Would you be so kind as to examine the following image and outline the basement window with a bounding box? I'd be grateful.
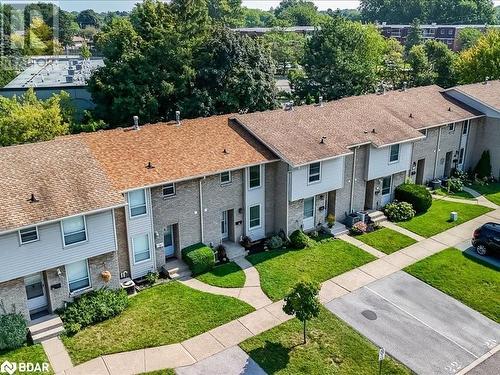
[19,226,39,244]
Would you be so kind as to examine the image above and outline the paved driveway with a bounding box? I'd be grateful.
[326,272,500,375]
[455,240,500,270]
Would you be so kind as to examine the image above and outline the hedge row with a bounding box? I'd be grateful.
[394,183,432,213]
[181,243,215,275]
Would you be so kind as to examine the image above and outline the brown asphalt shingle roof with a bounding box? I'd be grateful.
[0,137,125,233]
[450,80,500,110]
[236,85,481,166]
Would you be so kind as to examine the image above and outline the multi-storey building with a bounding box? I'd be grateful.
[0,81,498,322]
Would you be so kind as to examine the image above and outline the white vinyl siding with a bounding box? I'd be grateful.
[62,216,87,246]
[249,205,261,229]
[308,162,321,183]
[129,189,147,217]
[19,227,39,244]
[389,144,400,163]
[132,234,151,263]
[66,259,90,293]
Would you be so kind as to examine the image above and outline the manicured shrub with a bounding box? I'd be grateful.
[384,201,416,222]
[474,150,491,179]
[395,183,432,213]
[57,288,129,335]
[0,313,27,350]
[181,243,215,275]
[145,271,159,286]
[349,221,367,235]
[266,235,284,250]
[447,177,464,193]
[289,230,310,249]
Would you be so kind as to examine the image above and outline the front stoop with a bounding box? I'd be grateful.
[29,315,64,344]
[327,223,349,237]
[368,210,388,224]
[165,259,191,280]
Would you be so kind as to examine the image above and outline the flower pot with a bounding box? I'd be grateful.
[101,270,111,283]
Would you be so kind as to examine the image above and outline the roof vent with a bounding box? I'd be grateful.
[320,136,326,144]
[372,128,377,133]
[448,107,452,111]
[133,116,139,130]
[284,101,294,111]
[28,193,39,203]
[409,113,413,118]
[175,111,181,125]
[223,148,229,154]
[318,96,324,107]
[146,161,155,169]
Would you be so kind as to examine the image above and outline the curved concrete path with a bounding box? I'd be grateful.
[432,189,498,209]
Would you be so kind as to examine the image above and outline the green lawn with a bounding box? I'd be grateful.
[240,307,410,375]
[0,345,53,375]
[196,261,245,288]
[405,248,500,323]
[433,188,475,200]
[355,227,417,254]
[63,281,254,364]
[397,200,492,238]
[469,182,500,205]
[138,370,175,375]
[246,238,375,301]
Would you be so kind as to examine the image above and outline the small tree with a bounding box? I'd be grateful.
[474,150,492,179]
[283,280,321,344]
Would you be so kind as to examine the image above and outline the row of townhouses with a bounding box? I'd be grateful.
[0,81,498,322]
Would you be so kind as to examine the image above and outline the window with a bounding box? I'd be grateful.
[249,165,261,189]
[462,122,468,135]
[19,226,38,244]
[220,171,231,184]
[308,162,321,183]
[62,216,86,246]
[448,123,455,131]
[389,144,400,163]
[420,129,427,137]
[129,189,147,216]
[459,148,465,164]
[132,234,151,263]
[303,197,314,219]
[162,183,176,197]
[440,29,445,35]
[382,176,392,195]
[66,260,90,293]
[249,205,261,229]
[448,29,453,35]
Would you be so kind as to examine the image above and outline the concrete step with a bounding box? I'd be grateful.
[164,259,190,279]
[32,325,64,344]
[29,315,63,337]
[169,270,192,280]
[368,210,388,224]
[327,223,349,237]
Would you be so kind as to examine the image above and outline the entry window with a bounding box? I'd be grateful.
[132,234,151,263]
[62,216,87,246]
[459,148,465,164]
[462,122,468,135]
[162,183,176,197]
[129,189,147,216]
[66,260,90,293]
[249,166,261,189]
[308,162,321,183]
[389,144,400,163]
[220,171,231,184]
[19,226,39,244]
[382,176,392,195]
[249,205,261,229]
[303,197,314,218]
[448,123,455,131]
[25,274,44,300]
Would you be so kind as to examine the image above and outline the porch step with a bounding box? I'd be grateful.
[29,315,64,343]
[164,259,191,280]
[368,210,388,224]
[327,223,349,237]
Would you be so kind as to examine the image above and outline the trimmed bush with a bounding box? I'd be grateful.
[145,271,159,286]
[474,150,491,179]
[349,221,367,235]
[395,183,432,213]
[289,230,310,249]
[182,243,215,275]
[447,177,464,193]
[266,235,284,250]
[57,288,129,335]
[0,313,27,350]
[384,201,416,222]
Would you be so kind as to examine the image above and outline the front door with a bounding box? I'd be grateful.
[416,158,425,185]
[381,176,392,207]
[444,151,453,178]
[24,273,48,312]
[303,197,315,231]
[164,225,175,258]
[221,210,229,240]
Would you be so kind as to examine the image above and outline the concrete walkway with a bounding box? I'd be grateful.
[53,207,500,375]
[337,234,386,258]
[42,338,73,374]
[432,191,498,209]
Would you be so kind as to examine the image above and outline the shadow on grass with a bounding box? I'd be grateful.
[246,340,294,374]
[462,248,500,271]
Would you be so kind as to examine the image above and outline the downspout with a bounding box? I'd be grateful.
[462,119,471,170]
[199,177,205,243]
[349,147,358,213]
[148,188,157,271]
[286,169,291,236]
[433,126,442,179]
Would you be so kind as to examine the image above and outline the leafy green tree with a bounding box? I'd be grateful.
[424,40,456,88]
[474,150,492,179]
[360,0,427,23]
[80,43,92,59]
[455,29,500,84]
[406,18,423,52]
[0,57,17,87]
[77,9,102,29]
[23,3,76,46]
[242,7,276,27]
[457,28,484,51]
[408,44,436,87]
[283,280,321,344]
[274,0,322,26]
[0,89,70,146]
[427,0,495,24]
[381,38,407,88]
[293,16,388,100]
[262,30,305,75]
[208,0,243,27]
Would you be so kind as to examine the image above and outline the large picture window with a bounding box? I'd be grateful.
[133,234,151,263]
[62,216,87,246]
[129,189,147,217]
[66,260,90,293]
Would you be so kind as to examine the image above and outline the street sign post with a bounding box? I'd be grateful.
[378,347,385,375]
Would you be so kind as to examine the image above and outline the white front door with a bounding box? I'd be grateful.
[164,225,175,258]
[381,176,392,207]
[24,273,48,312]
[303,197,315,231]
[221,211,229,240]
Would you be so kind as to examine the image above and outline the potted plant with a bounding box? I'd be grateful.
[101,270,111,283]
[326,213,335,228]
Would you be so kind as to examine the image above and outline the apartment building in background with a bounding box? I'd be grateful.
[0,81,498,322]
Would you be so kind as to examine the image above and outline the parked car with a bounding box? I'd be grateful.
[471,223,500,256]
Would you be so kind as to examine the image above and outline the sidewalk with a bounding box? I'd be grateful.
[55,207,499,375]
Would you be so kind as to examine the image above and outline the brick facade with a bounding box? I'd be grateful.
[114,208,130,278]
[0,278,29,320]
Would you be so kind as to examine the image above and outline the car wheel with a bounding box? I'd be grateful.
[476,244,488,256]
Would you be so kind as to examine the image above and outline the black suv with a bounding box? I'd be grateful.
[471,222,500,256]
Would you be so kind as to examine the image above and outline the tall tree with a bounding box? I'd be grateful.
[408,44,436,87]
[274,0,323,26]
[359,0,427,23]
[76,9,102,29]
[455,29,500,84]
[23,3,76,46]
[262,30,305,75]
[381,38,407,89]
[406,18,423,52]
[427,0,495,24]
[208,0,243,27]
[457,28,484,51]
[241,7,276,27]
[424,39,456,88]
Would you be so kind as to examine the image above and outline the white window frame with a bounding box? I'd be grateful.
[132,233,151,264]
[389,144,400,164]
[382,176,392,196]
[248,165,261,190]
[162,183,176,198]
[220,171,232,185]
[303,197,315,219]
[129,189,147,217]
[248,204,261,230]
[66,259,91,294]
[19,226,39,244]
[448,123,455,131]
[308,162,321,184]
[61,216,87,247]
[462,122,468,135]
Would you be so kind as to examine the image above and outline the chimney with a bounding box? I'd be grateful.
[318,96,323,107]
[133,116,139,130]
[175,111,181,125]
